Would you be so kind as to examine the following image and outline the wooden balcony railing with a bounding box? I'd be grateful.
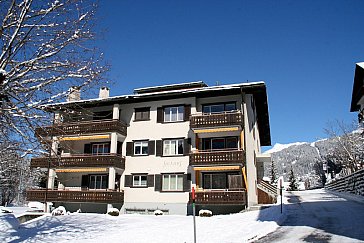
[26,189,124,204]
[190,111,243,129]
[30,154,125,169]
[190,149,245,166]
[189,190,247,205]
[35,119,127,137]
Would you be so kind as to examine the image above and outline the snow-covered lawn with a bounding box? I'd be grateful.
[0,201,285,243]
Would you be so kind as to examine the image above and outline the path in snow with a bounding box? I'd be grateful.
[255,189,364,243]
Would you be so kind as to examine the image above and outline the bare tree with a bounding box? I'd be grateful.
[0,0,107,149]
[324,120,364,175]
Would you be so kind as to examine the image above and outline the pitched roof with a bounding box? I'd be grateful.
[350,62,364,112]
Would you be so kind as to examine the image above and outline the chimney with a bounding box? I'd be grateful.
[67,86,81,102]
[99,87,110,99]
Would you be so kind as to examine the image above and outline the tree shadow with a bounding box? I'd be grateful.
[256,192,364,241]
[6,215,86,243]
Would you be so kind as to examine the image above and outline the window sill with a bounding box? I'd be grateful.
[162,120,186,124]
[162,154,185,157]
[133,119,151,122]
[131,186,148,188]
[160,190,185,193]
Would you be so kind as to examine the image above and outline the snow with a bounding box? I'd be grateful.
[43,81,266,107]
[264,142,307,154]
[357,62,364,69]
[0,68,6,75]
[0,200,285,243]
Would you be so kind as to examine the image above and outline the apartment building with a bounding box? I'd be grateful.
[351,62,364,123]
[27,81,272,215]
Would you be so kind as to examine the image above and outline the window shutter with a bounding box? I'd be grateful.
[184,104,191,121]
[124,175,133,187]
[148,140,155,155]
[184,139,190,156]
[126,142,133,156]
[183,174,190,192]
[147,175,155,187]
[117,142,122,155]
[156,140,163,156]
[157,107,164,123]
[84,144,91,154]
[81,175,89,188]
[187,173,191,181]
[154,174,162,191]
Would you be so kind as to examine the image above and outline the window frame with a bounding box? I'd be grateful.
[164,105,184,122]
[91,143,110,155]
[202,102,237,114]
[134,107,150,121]
[134,141,149,156]
[88,174,108,190]
[163,138,184,156]
[132,174,148,187]
[162,174,184,192]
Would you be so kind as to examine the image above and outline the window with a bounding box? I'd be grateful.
[163,139,184,156]
[164,106,184,122]
[202,137,238,150]
[162,174,183,191]
[92,143,110,155]
[134,141,149,155]
[202,102,236,114]
[134,107,150,121]
[89,175,108,189]
[133,175,147,187]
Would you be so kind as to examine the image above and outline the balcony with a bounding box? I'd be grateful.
[27,189,124,204]
[190,111,243,129]
[35,119,127,137]
[190,190,247,205]
[190,149,245,166]
[30,154,125,169]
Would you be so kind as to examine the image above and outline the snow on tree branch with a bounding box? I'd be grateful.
[0,0,108,150]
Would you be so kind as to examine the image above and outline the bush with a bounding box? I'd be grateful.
[107,208,120,216]
[154,210,163,216]
[199,209,212,217]
[51,206,67,216]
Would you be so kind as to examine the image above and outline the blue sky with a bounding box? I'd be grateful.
[96,0,364,147]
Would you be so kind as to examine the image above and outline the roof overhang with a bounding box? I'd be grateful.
[350,62,364,112]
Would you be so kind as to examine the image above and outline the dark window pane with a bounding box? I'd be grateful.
[202,138,211,150]
[210,104,224,113]
[203,174,212,189]
[202,106,210,114]
[142,146,148,155]
[212,174,226,189]
[211,138,225,150]
[226,137,238,148]
[225,103,236,111]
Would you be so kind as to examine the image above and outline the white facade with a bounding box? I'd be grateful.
[33,81,271,214]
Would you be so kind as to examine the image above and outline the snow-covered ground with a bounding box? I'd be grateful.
[0,199,286,243]
[256,189,364,243]
[3,189,362,243]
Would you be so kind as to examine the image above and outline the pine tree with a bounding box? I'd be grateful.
[270,160,278,185]
[288,167,299,191]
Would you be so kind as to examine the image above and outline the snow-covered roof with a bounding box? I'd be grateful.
[351,62,364,112]
[356,62,364,69]
[134,81,207,94]
[47,81,267,107]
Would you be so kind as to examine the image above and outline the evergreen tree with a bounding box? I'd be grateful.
[270,160,278,185]
[288,167,299,191]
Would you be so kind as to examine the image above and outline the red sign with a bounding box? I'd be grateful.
[192,186,195,200]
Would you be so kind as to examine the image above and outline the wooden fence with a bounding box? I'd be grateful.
[325,168,364,196]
